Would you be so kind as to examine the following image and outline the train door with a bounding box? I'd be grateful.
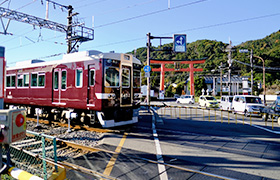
[87,64,95,105]
[52,68,67,105]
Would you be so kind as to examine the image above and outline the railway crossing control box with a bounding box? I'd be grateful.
[0,109,26,144]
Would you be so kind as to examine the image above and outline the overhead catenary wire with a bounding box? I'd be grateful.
[94,0,208,28]
[89,12,280,50]
[2,0,280,65]
[76,0,159,17]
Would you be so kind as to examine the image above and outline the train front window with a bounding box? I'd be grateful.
[105,67,119,87]
[122,68,130,87]
[133,70,140,88]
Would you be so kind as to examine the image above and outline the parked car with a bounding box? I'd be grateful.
[176,95,194,104]
[262,96,280,124]
[174,94,180,100]
[231,95,264,116]
[198,95,219,108]
[220,96,233,111]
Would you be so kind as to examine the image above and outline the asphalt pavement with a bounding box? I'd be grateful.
[66,104,280,179]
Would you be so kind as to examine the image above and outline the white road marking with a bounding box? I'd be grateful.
[152,111,168,180]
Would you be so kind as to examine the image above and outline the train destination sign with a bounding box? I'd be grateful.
[173,34,186,52]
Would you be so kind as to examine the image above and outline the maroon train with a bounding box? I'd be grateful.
[4,50,142,127]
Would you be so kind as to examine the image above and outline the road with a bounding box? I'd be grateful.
[66,103,280,179]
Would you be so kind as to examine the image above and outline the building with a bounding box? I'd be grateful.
[203,75,249,96]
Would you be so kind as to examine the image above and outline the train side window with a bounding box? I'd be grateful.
[6,76,10,87]
[31,73,38,87]
[11,76,15,87]
[38,72,45,87]
[122,68,130,87]
[89,69,95,86]
[24,74,29,87]
[6,75,16,88]
[61,70,67,89]
[54,71,59,90]
[76,68,83,88]
[17,74,29,88]
[17,74,23,87]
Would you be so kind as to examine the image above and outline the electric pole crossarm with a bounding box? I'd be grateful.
[0,7,66,33]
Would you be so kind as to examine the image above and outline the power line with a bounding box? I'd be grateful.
[90,12,280,48]
[75,0,109,9]
[95,0,208,28]
[79,0,158,17]
[173,12,280,34]
[0,0,8,6]
[233,59,280,71]
[4,1,280,64]
[14,0,38,11]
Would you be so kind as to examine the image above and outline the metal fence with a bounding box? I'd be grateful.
[152,105,280,131]
[2,130,58,180]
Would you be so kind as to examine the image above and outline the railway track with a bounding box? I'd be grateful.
[26,117,122,134]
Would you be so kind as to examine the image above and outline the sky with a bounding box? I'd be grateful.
[0,0,280,66]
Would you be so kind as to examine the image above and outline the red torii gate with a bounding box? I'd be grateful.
[150,59,206,96]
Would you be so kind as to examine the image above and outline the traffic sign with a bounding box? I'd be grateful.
[145,72,150,77]
[173,34,186,52]
[143,65,151,72]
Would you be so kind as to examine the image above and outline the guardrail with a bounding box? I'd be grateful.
[144,104,280,131]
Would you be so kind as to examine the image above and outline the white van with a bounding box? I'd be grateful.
[220,96,233,111]
[176,95,194,104]
[231,95,264,116]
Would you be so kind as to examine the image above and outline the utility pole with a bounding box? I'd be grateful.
[250,49,253,95]
[225,40,234,96]
[146,33,151,108]
[220,62,223,97]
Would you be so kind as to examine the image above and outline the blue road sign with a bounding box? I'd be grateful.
[143,65,151,72]
[174,34,186,52]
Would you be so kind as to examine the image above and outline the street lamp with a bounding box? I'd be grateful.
[254,55,266,104]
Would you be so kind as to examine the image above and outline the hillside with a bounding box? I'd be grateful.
[130,30,280,94]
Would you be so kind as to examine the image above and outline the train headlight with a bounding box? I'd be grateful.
[108,94,116,99]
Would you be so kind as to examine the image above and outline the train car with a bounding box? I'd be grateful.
[4,50,142,128]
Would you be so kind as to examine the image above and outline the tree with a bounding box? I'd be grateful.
[175,82,185,95]
[193,77,207,97]
[165,84,173,97]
